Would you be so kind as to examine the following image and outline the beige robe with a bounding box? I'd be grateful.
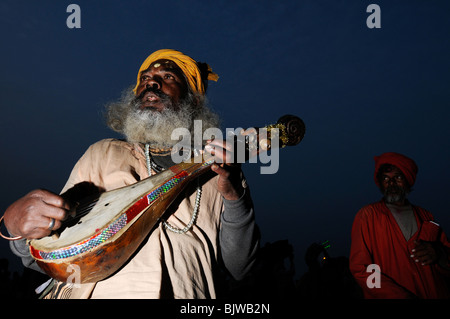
[56,138,224,298]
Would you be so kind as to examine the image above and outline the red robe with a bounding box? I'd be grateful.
[350,201,450,299]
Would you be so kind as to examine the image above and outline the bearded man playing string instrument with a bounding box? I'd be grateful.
[1,49,260,299]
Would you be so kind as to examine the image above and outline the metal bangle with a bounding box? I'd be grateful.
[0,215,23,241]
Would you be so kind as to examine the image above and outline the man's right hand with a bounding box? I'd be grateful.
[3,189,71,239]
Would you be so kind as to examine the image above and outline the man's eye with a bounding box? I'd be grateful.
[141,75,149,81]
[164,74,174,79]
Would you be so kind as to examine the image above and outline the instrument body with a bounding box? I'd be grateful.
[30,161,212,283]
[29,115,305,283]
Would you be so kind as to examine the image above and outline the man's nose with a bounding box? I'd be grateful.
[146,77,161,90]
[387,178,396,185]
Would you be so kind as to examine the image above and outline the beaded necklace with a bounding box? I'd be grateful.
[144,144,201,234]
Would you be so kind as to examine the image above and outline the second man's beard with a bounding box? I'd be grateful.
[383,184,409,204]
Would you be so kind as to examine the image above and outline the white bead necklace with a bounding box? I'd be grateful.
[145,144,201,234]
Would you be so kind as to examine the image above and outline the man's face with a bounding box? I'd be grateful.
[379,166,410,204]
[135,59,188,112]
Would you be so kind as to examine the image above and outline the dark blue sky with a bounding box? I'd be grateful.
[1,1,449,279]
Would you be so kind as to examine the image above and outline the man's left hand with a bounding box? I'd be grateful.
[204,139,244,201]
[411,240,438,266]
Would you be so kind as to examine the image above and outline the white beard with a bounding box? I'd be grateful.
[106,88,220,148]
[123,107,196,147]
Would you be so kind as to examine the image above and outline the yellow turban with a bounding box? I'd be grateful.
[132,49,219,95]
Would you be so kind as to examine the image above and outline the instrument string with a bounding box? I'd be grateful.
[75,200,99,217]
[61,198,99,227]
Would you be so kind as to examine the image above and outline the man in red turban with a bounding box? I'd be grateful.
[350,152,450,298]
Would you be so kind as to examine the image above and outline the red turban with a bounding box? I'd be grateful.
[374,152,418,187]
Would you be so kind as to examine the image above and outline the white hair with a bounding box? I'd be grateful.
[105,87,220,148]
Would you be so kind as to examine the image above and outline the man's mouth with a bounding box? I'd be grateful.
[384,185,407,199]
[137,90,164,110]
[137,88,169,108]
[143,91,159,103]
[135,88,173,111]
[386,185,401,193]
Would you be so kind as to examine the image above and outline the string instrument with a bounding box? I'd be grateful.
[29,115,305,283]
